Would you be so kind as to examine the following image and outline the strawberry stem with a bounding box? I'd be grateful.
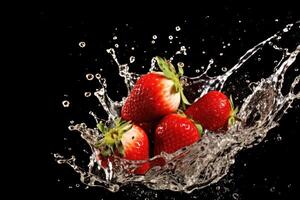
[156,56,190,108]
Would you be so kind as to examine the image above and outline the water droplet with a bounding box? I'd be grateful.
[57,179,61,182]
[287,184,292,188]
[276,135,282,141]
[219,52,224,56]
[68,125,75,131]
[175,26,181,31]
[68,186,73,189]
[131,47,135,50]
[221,67,227,72]
[113,36,117,40]
[62,100,70,107]
[270,186,275,192]
[95,73,101,79]
[257,57,261,61]
[84,92,91,97]
[232,193,239,199]
[264,177,268,182]
[283,28,288,32]
[238,20,242,23]
[152,35,157,39]
[76,184,80,187]
[86,73,94,81]
[202,51,206,54]
[115,44,119,48]
[68,147,72,151]
[223,45,227,49]
[79,41,86,48]
[151,40,155,44]
[275,19,279,22]
[177,62,184,68]
[295,68,299,72]
[168,35,173,40]
[195,69,200,73]
[216,186,221,190]
[70,120,74,124]
[227,43,231,46]
[99,88,105,95]
[129,56,135,63]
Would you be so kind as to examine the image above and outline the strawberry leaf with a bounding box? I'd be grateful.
[100,145,113,157]
[228,116,236,126]
[228,95,239,127]
[195,123,203,136]
[116,141,125,157]
[97,121,105,133]
[156,56,177,80]
[180,88,191,106]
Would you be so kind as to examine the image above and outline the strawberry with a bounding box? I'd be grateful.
[185,90,238,132]
[95,119,150,175]
[121,56,190,123]
[154,113,202,157]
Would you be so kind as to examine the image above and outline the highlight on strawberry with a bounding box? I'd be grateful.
[185,90,238,132]
[95,118,150,175]
[121,56,190,123]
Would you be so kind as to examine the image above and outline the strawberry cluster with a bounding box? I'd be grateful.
[95,57,238,175]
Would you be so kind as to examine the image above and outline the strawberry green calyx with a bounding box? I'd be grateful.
[156,56,190,107]
[96,118,132,157]
[195,123,204,136]
[228,95,239,127]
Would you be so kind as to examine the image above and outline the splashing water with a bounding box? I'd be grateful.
[55,23,300,193]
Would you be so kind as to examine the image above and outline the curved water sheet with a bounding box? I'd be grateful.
[54,23,300,193]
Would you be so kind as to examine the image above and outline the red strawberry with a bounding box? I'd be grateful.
[95,119,150,175]
[154,113,202,157]
[185,90,238,132]
[121,56,190,123]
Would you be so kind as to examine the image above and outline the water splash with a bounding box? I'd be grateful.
[55,23,300,193]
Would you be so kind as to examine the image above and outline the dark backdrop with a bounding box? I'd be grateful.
[37,4,299,200]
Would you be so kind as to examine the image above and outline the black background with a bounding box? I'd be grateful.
[37,4,299,200]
